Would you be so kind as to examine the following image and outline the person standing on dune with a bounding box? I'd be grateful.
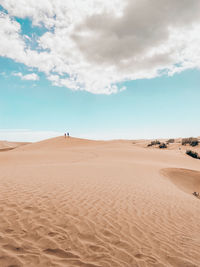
[64,133,66,138]
[67,132,70,137]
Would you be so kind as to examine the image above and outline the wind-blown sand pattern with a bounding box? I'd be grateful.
[0,137,200,267]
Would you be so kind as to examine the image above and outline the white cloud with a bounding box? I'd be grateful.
[0,12,25,59]
[13,72,39,81]
[0,0,200,94]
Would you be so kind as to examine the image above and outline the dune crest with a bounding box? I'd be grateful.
[16,136,105,151]
[161,168,200,195]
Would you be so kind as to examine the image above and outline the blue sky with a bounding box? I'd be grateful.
[0,58,199,141]
[0,1,200,141]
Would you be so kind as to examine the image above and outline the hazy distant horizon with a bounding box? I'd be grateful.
[0,128,199,143]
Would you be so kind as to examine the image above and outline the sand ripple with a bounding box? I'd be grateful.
[0,137,200,266]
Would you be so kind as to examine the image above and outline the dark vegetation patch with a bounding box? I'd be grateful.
[159,143,167,149]
[182,137,199,147]
[186,150,200,159]
[147,140,161,147]
[147,140,168,148]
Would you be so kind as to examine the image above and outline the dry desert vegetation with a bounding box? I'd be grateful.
[0,136,200,267]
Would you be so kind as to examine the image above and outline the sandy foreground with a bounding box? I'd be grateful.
[0,137,200,267]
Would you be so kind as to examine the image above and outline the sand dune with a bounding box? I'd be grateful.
[0,141,29,152]
[135,138,200,160]
[161,168,200,195]
[16,136,104,151]
[0,136,200,266]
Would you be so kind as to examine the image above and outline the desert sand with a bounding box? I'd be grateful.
[0,136,200,266]
[0,141,29,152]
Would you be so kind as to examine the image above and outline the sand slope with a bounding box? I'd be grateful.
[162,168,200,194]
[0,137,200,266]
[0,141,29,152]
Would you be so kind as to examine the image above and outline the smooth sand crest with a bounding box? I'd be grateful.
[161,168,200,195]
[0,136,200,266]
[0,141,29,152]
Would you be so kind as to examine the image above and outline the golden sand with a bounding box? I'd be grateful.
[0,137,199,266]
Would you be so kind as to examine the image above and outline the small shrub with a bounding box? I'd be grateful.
[186,150,200,159]
[182,137,199,146]
[191,140,199,147]
[159,143,167,149]
[151,140,161,145]
[167,138,175,144]
[147,140,161,147]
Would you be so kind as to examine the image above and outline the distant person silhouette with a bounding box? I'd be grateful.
[64,133,66,138]
[67,132,70,138]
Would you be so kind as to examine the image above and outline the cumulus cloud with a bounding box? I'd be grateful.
[0,0,200,94]
[0,12,26,60]
[13,72,39,81]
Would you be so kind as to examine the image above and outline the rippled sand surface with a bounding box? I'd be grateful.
[0,137,200,267]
